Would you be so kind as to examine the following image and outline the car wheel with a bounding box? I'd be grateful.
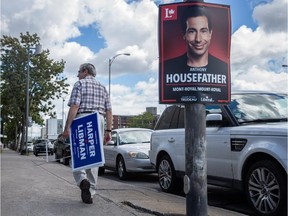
[63,156,69,165]
[158,154,182,194]
[98,167,105,176]
[55,153,61,163]
[62,150,70,166]
[116,156,128,180]
[245,160,287,216]
[68,158,72,168]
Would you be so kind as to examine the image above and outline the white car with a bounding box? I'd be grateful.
[26,141,33,152]
[99,128,155,179]
[149,91,287,216]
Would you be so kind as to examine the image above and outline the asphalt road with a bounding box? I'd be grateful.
[96,170,256,216]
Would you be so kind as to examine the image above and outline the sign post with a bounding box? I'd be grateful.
[184,103,207,215]
[158,1,231,215]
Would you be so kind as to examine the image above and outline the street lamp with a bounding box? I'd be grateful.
[24,44,42,155]
[62,96,66,132]
[108,53,130,97]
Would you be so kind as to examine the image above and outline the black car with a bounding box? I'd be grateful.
[33,139,54,156]
[54,136,71,165]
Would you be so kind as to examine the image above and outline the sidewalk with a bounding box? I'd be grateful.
[0,149,247,216]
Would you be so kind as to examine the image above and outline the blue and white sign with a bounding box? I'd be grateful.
[70,112,104,171]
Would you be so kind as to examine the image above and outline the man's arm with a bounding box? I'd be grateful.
[104,110,113,143]
[62,104,79,138]
[105,110,112,130]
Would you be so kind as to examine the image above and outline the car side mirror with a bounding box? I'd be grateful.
[206,113,222,121]
[206,114,227,127]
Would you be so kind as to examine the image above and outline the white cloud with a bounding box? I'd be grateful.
[84,0,159,76]
[231,26,287,69]
[252,0,288,33]
[231,65,288,92]
[110,78,164,115]
[231,0,288,93]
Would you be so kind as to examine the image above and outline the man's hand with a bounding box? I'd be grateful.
[62,104,79,139]
[62,129,70,139]
[104,132,111,144]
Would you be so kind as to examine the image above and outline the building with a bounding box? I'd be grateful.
[44,118,63,140]
[42,107,159,136]
[112,107,158,129]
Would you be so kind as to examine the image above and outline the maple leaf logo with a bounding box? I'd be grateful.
[168,9,175,16]
[163,6,177,20]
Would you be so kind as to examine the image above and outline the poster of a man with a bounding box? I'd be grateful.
[159,2,231,104]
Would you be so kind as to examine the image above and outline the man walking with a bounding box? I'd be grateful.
[62,63,112,204]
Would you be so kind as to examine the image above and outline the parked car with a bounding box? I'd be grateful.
[149,91,287,216]
[33,139,54,156]
[54,135,71,166]
[26,141,33,152]
[19,141,33,154]
[99,128,155,179]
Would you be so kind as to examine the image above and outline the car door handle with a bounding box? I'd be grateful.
[168,137,175,142]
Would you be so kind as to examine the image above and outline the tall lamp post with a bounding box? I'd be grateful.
[108,53,130,97]
[62,96,66,132]
[24,44,42,155]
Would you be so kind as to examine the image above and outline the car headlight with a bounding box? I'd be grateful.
[128,152,149,159]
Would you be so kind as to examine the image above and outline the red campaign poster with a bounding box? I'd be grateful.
[159,2,231,104]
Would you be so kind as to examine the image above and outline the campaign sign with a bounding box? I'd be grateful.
[70,112,104,171]
[159,2,231,104]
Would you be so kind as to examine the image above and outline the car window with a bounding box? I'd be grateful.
[178,107,185,128]
[229,93,288,123]
[155,106,185,129]
[155,106,177,130]
[118,130,152,145]
[170,106,181,129]
[156,105,225,129]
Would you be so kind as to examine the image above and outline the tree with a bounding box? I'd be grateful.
[127,112,155,129]
[0,32,69,151]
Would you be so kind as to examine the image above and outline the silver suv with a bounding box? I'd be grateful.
[149,91,287,216]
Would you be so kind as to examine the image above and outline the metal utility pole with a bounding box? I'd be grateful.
[184,104,207,216]
[62,97,66,131]
[24,44,42,155]
[183,0,207,216]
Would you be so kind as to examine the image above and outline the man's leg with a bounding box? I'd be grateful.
[74,170,92,204]
[86,167,99,198]
[73,112,104,204]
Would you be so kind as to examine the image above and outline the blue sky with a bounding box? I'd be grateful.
[1,0,287,137]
